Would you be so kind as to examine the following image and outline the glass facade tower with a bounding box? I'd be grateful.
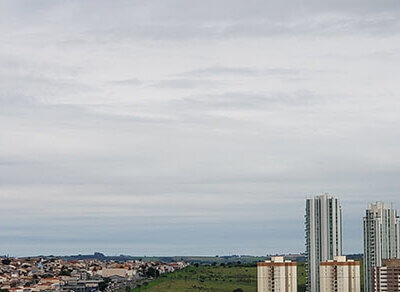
[305,194,342,292]
[363,202,400,292]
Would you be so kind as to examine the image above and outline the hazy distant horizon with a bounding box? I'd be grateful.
[4,250,363,259]
[2,0,400,256]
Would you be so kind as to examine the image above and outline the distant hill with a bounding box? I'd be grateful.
[45,252,362,264]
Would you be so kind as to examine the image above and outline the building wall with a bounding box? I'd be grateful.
[364,202,400,292]
[257,257,297,292]
[372,259,400,291]
[320,257,360,292]
[98,268,128,278]
[305,194,342,292]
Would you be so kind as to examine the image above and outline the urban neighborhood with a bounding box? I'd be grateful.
[0,255,188,292]
[2,194,399,291]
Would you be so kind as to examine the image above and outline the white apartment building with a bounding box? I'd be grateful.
[364,202,400,292]
[257,256,297,292]
[320,256,360,292]
[305,194,342,292]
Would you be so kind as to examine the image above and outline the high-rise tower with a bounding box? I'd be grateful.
[363,202,400,292]
[305,194,342,292]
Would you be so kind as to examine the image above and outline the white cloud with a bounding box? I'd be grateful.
[1,0,400,256]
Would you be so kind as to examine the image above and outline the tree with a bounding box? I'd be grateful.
[1,259,11,265]
[145,267,159,278]
[59,269,71,276]
[98,278,111,291]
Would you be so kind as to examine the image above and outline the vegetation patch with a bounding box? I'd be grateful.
[133,262,307,292]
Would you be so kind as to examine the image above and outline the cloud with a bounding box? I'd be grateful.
[108,78,143,86]
[177,66,300,78]
[149,78,223,89]
[1,0,400,256]
[171,91,318,111]
[2,0,400,42]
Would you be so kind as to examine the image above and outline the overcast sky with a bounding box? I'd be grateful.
[1,0,400,257]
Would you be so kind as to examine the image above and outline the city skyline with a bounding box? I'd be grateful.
[2,0,400,256]
[1,197,397,257]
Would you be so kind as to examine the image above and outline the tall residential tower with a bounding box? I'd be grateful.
[305,194,342,292]
[363,202,400,292]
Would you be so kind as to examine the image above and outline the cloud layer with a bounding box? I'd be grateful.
[1,0,400,256]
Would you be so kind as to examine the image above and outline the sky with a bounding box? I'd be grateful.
[1,0,400,257]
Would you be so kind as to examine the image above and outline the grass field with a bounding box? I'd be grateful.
[133,263,307,292]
